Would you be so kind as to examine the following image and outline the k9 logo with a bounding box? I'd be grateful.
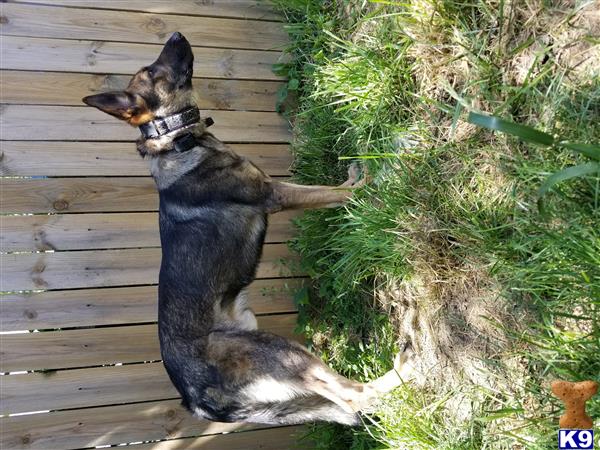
[558,430,595,449]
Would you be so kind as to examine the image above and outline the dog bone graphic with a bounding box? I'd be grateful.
[551,380,598,429]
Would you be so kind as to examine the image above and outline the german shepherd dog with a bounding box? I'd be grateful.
[83,32,413,426]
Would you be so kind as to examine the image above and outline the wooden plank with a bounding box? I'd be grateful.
[0,36,285,80]
[0,175,297,214]
[1,3,287,50]
[9,0,282,21]
[0,105,290,142]
[0,399,263,450]
[0,244,301,291]
[131,426,307,450]
[1,210,299,252]
[0,70,282,111]
[1,177,158,214]
[1,314,300,372]
[0,141,291,176]
[1,279,303,331]
[1,362,182,414]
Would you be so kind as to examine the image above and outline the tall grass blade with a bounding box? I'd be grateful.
[468,112,555,146]
[561,143,600,161]
[537,161,600,201]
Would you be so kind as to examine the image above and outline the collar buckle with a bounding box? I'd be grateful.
[173,133,197,153]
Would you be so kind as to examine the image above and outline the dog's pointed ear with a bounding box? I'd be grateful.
[82,92,151,124]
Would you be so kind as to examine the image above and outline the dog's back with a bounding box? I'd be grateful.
[153,132,265,409]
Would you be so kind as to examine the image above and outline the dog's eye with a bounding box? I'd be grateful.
[147,68,155,78]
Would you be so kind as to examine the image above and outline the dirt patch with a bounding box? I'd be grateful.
[506,0,600,85]
[376,262,530,421]
[377,264,519,385]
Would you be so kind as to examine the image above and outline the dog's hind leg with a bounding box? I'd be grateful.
[266,163,369,212]
[305,346,415,414]
[204,330,415,425]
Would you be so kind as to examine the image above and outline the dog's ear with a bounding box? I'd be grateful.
[82,92,152,125]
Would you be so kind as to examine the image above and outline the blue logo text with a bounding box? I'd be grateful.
[558,430,594,450]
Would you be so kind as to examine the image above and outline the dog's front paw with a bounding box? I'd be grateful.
[344,162,370,188]
[393,342,418,382]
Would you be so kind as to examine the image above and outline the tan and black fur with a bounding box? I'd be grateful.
[83,32,414,426]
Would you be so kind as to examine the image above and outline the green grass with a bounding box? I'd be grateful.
[272,1,599,448]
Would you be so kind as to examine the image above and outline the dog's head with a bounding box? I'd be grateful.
[83,32,194,126]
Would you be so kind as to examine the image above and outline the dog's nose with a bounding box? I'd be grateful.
[169,32,183,42]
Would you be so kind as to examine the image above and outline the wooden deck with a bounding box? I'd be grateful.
[0,1,307,448]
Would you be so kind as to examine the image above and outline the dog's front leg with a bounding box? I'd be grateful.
[266,164,368,213]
